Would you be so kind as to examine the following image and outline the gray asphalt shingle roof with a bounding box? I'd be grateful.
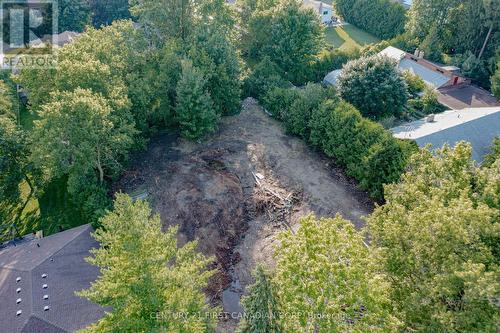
[0,224,104,333]
[391,107,500,162]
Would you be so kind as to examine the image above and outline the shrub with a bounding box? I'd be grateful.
[338,55,409,119]
[310,99,413,199]
[421,88,445,114]
[360,134,409,198]
[243,56,289,99]
[321,100,363,165]
[283,83,334,140]
[402,70,426,97]
[262,87,301,120]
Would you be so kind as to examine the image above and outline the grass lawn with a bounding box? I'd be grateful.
[325,24,380,51]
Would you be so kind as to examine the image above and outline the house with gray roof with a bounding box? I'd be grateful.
[0,224,104,333]
[391,107,500,162]
[303,0,334,24]
[324,46,500,109]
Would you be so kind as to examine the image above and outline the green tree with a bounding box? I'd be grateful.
[274,215,401,332]
[0,118,40,236]
[188,14,242,116]
[483,136,500,167]
[402,70,426,96]
[491,58,500,99]
[89,0,130,27]
[239,0,277,59]
[78,194,216,332]
[243,56,290,99]
[267,0,323,84]
[0,79,16,120]
[31,89,136,190]
[130,0,194,43]
[175,60,218,140]
[238,266,281,333]
[368,142,500,332]
[421,88,444,114]
[58,0,91,32]
[338,55,409,119]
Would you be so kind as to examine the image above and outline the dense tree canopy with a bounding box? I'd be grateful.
[89,0,131,27]
[241,0,324,85]
[78,194,216,332]
[31,89,137,191]
[238,266,281,333]
[273,215,401,332]
[58,0,91,32]
[0,117,40,235]
[337,55,409,119]
[368,142,500,331]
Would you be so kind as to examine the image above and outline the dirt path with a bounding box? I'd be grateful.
[114,98,373,332]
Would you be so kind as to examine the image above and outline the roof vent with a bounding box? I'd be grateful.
[16,288,21,293]
[41,273,47,278]
[16,277,21,283]
[43,295,49,300]
[16,298,21,304]
[16,310,22,316]
[43,306,50,311]
[42,284,48,289]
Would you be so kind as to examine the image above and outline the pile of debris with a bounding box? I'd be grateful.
[252,172,301,230]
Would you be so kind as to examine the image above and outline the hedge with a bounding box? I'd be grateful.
[262,85,416,199]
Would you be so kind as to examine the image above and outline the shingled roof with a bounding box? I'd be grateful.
[0,224,104,333]
[391,107,500,162]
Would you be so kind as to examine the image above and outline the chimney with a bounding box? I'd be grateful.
[414,48,420,57]
[419,50,425,59]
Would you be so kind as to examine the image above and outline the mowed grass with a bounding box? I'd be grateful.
[325,24,380,51]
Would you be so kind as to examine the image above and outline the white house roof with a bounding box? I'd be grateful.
[398,58,450,88]
[323,69,342,86]
[391,107,500,162]
[379,46,406,61]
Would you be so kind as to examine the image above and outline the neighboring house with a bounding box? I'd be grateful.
[324,46,500,109]
[0,224,104,333]
[303,0,333,24]
[396,0,412,9]
[43,31,80,48]
[379,46,467,89]
[391,107,500,162]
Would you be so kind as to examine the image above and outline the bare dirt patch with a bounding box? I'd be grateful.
[114,98,373,332]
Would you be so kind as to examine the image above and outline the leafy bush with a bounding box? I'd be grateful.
[402,70,426,97]
[243,56,290,99]
[338,55,409,119]
[421,88,445,114]
[262,87,300,120]
[271,91,414,199]
[282,84,334,140]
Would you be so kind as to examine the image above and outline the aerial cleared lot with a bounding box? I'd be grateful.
[115,98,372,332]
[325,24,380,50]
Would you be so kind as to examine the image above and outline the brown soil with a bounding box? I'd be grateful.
[114,98,373,332]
